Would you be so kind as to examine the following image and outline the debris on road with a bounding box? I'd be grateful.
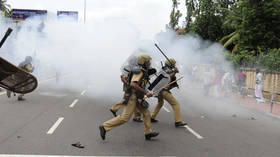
[249,117,256,120]
[71,142,85,148]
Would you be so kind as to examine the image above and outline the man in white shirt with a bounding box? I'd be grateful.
[203,68,213,96]
[255,69,265,102]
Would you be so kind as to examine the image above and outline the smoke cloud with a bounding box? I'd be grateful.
[0,2,235,107]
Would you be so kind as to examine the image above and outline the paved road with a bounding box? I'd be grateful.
[0,76,280,157]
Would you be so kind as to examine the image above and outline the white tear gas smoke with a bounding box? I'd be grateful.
[140,30,237,115]
[0,16,141,99]
[0,14,235,106]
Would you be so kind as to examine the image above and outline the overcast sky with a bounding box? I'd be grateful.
[7,0,186,39]
[8,0,186,23]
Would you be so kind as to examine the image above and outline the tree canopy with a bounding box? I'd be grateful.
[0,0,11,17]
[177,0,280,71]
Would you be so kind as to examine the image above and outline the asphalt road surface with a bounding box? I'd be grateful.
[0,76,280,157]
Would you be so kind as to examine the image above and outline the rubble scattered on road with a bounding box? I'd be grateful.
[249,117,256,120]
[71,142,85,148]
[16,136,21,138]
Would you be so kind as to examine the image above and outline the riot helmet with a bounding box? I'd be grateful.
[165,58,176,67]
[137,53,151,69]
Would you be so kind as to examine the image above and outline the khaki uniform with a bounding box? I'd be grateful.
[111,99,141,119]
[151,90,182,122]
[110,100,124,112]
[151,65,182,123]
[103,71,153,134]
[110,73,142,119]
[18,63,33,99]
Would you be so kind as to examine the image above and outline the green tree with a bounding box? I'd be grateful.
[238,0,280,54]
[185,0,239,41]
[225,0,280,70]
[220,1,241,53]
[169,0,182,30]
[181,0,280,70]
[216,0,239,17]
[185,0,197,31]
[0,0,11,17]
[189,0,224,41]
[258,49,280,72]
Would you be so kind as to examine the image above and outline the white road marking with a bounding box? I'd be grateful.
[163,106,171,112]
[47,117,64,134]
[184,125,204,139]
[69,99,79,108]
[81,90,86,95]
[39,92,67,98]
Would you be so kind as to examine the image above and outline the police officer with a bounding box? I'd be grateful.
[110,102,142,122]
[110,56,143,122]
[17,56,34,101]
[110,73,143,122]
[99,53,159,140]
[150,58,187,127]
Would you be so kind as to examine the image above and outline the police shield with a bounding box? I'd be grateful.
[0,57,38,94]
[147,69,170,94]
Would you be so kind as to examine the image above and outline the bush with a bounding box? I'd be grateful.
[258,48,280,72]
[227,48,280,72]
[226,50,257,68]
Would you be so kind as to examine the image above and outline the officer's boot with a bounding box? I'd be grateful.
[151,118,158,123]
[6,90,11,98]
[133,118,143,122]
[18,95,25,101]
[99,125,106,140]
[175,121,187,127]
[145,132,159,140]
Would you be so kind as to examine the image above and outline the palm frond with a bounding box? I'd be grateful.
[220,31,237,44]
[223,32,240,48]
[232,44,239,53]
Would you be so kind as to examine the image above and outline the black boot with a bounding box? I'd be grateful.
[6,90,11,98]
[151,118,158,123]
[133,118,143,122]
[145,132,159,140]
[18,97,25,101]
[175,121,187,128]
[110,109,117,117]
[99,125,106,140]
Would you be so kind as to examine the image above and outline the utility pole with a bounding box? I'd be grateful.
[84,0,86,23]
[0,0,2,12]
